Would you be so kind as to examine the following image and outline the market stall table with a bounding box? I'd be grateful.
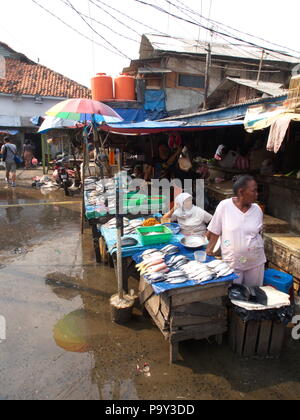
[139,273,236,363]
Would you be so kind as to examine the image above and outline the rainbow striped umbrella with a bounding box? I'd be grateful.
[46,98,123,124]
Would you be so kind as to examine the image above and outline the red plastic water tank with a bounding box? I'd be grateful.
[91,73,113,101]
[114,73,136,101]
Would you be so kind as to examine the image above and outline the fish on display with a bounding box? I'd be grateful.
[207,260,225,269]
[145,272,166,284]
[173,259,190,270]
[166,271,186,279]
[167,255,190,268]
[194,275,214,283]
[189,270,214,280]
[213,263,230,274]
[161,245,180,256]
[166,277,189,284]
[142,249,159,258]
[143,251,165,261]
[217,268,234,278]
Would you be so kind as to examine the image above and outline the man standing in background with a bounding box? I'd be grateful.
[1,137,17,187]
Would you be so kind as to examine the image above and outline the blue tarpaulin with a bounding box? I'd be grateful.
[101,119,244,135]
[144,90,166,112]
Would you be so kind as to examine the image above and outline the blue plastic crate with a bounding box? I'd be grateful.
[264,269,293,295]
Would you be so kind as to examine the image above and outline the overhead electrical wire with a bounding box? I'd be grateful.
[174,0,300,56]
[61,0,132,60]
[133,0,299,59]
[61,0,141,44]
[31,0,126,58]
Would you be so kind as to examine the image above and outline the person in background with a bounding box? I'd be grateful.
[206,175,266,287]
[144,143,183,181]
[163,192,213,236]
[23,140,35,170]
[1,136,17,187]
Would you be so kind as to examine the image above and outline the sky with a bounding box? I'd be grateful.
[0,0,299,88]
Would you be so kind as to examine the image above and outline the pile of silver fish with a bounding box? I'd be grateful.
[138,248,234,285]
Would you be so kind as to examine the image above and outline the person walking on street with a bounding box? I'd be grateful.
[23,140,35,170]
[1,136,17,187]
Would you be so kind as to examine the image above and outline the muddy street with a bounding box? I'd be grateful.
[0,186,300,401]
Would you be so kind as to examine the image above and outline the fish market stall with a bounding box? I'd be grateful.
[134,246,238,363]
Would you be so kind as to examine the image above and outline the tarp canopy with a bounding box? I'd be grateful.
[101,119,244,136]
[245,104,300,132]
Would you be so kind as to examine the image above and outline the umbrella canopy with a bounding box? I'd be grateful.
[46,98,123,123]
[38,116,83,134]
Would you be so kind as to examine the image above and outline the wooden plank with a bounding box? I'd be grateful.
[171,312,227,328]
[147,295,161,317]
[160,294,171,321]
[269,322,286,358]
[144,302,170,337]
[243,321,260,357]
[229,310,237,353]
[166,281,229,298]
[257,320,273,357]
[171,284,230,307]
[170,321,227,344]
[235,315,247,357]
[139,284,155,306]
[174,299,226,318]
[170,342,180,364]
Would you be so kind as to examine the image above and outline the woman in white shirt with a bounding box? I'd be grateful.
[164,193,213,236]
[207,175,266,287]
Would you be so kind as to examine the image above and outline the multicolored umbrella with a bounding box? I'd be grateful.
[46,98,123,124]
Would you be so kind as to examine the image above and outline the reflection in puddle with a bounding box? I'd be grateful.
[53,309,96,354]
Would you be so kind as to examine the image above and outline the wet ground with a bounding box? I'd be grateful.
[0,184,300,400]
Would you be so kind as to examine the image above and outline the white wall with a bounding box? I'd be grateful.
[165,88,204,113]
[0,95,65,124]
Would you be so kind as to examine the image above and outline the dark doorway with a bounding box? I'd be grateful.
[24,133,42,162]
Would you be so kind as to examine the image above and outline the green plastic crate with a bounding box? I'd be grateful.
[136,225,173,246]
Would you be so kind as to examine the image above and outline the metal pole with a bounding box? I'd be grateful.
[116,149,124,300]
[203,43,211,111]
[257,50,265,85]
[41,135,46,175]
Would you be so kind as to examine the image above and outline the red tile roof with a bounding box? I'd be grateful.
[0,57,91,98]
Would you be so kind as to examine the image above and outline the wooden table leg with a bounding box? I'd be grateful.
[92,224,101,264]
[170,342,179,364]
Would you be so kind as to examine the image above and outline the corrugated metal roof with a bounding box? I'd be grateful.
[227,77,287,96]
[161,95,288,123]
[138,67,172,74]
[144,34,300,64]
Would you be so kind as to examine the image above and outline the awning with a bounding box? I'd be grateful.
[101,119,244,136]
[245,105,300,132]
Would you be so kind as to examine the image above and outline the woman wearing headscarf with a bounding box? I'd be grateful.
[163,192,213,236]
[206,175,266,287]
[22,140,35,170]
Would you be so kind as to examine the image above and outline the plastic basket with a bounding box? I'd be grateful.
[136,225,173,246]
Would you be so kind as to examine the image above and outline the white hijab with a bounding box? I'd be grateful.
[173,193,196,219]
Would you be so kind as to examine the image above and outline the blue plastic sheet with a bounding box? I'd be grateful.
[151,274,238,296]
[144,90,166,112]
[100,226,185,257]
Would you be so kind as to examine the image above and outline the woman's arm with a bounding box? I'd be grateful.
[206,232,220,256]
[161,206,176,223]
[167,146,183,167]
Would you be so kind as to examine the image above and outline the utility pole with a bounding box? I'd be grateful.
[203,43,211,111]
[257,49,265,85]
